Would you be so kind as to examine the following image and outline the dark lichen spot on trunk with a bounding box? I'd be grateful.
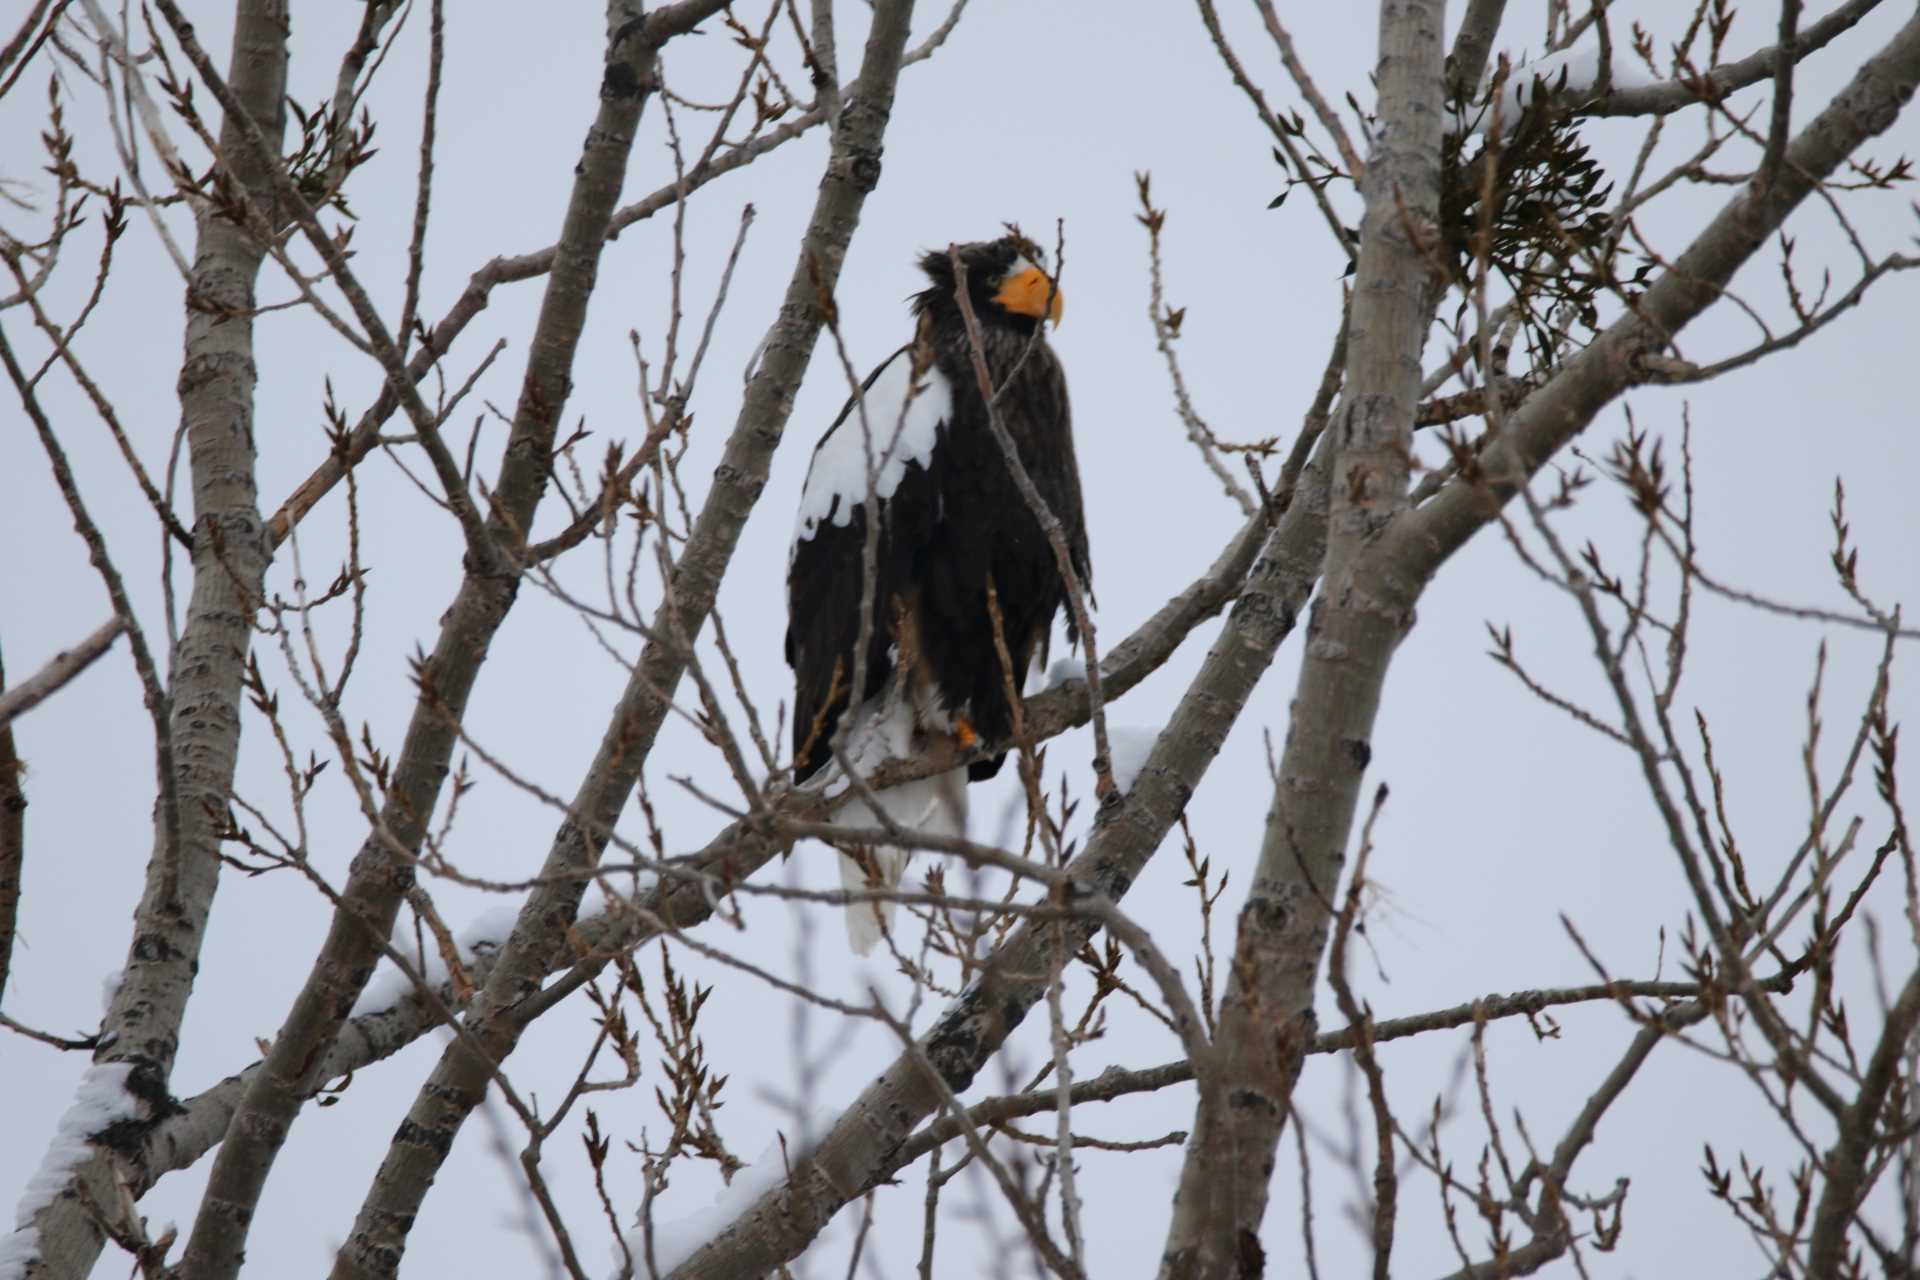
[602,61,642,101]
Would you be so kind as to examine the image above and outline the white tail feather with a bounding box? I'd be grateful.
[828,697,967,954]
[839,845,911,955]
[834,770,967,954]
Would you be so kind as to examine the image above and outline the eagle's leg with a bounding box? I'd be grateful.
[891,591,976,753]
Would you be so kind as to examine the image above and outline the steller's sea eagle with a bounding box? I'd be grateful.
[786,234,1091,953]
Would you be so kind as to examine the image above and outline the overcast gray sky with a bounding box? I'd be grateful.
[3,2,1917,1275]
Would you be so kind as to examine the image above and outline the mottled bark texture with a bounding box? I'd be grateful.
[123,496,1271,1211]
[0,618,124,730]
[1806,966,1920,1273]
[1582,0,1884,118]
[1444,0,1506,101]
[173,6,729,1278]
[27,486,1265,1242]
[1158,4,1444,1277]
[327,7,921,1277]
[11,4,288,1278]
[1154,5,1920,1277]
[14,4,1915,1275]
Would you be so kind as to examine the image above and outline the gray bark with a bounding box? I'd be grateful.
[13,4,1914,1275]
[0,619,125,730]
[326,7,921,1275]
[1577,0,1884,118]
[1157,3,1444,1275]
[1444,0,1506,101]
[1155,5,1920,1276]
[173,5,729,1277]
[100,490,1266,1218]
[11,2,288,1275]
[1806,966,1920,1273]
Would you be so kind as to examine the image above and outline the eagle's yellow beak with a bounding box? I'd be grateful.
[993,265,1064,326]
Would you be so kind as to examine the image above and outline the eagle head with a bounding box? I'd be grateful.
[914,232,1063,329]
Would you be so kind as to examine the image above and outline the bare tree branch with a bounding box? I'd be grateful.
[1581,0,1886,117]
[9,0,290,1274]
[1400,7,1920,575]
[3,3,1916,1276]
[663,373,1337,1280]
[1157,2,1445,1273]
[1254,1,1365,178]
[888,975,1754,1178]
[323,5,923,1276]
[262,9,968,550]
[171,6,732,1277]
[0,618,124,731]
[1447,0,1509,102]
[0,0,62,99]
[1808,966,1920,1272]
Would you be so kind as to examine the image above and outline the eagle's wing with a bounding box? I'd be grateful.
[786,344,955,780]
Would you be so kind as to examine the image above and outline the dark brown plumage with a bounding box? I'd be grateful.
[785,235,1091,785]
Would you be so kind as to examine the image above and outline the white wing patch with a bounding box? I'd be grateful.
[794,356,953,546]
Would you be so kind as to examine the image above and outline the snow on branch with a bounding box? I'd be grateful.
[1,1064,142,1280]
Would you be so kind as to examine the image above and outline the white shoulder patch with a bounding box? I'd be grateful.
[793,356,954,545]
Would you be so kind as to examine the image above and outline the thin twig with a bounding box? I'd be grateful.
[948,247,1115,798]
